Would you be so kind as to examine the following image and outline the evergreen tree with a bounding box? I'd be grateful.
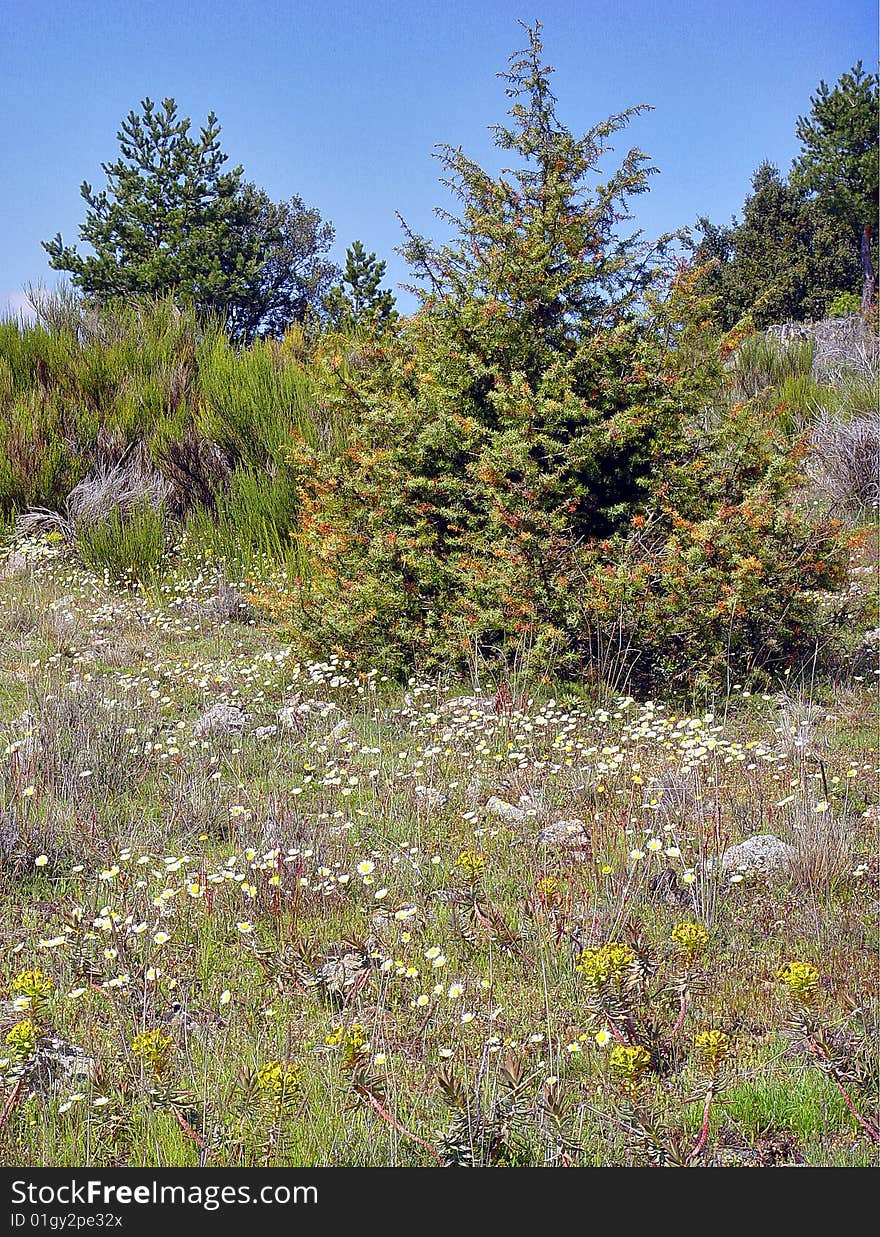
[791,62,879,309]
[226,184,338,344]
[324,241,397,331]
[289,23,696,671]
[43,98,337,343]
[694,163,859,328]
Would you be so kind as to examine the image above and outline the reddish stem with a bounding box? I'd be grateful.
[806,1040,880,1143]
[829,1074,880,1143]
[354,1085,443,1165]
[664,991,689,1049]
[0,1078,23,1130]
[687,1086,714,1163]
[172,1105,207,1151]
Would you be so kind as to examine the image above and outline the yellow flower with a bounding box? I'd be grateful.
[5,1020,42,1058]
[12,969,55,999]
[11,970,54,1021]
[456,850,486,881]
[609,1044,651,1081]
[256,1060,300,1096]
[534,875,559,904]
[671,922,709,955]
[576,942,635,987]
[325,1024,368,1067]
[777,961,820,1001]
[131,1028,174,1078]
[695,1029,730,1071]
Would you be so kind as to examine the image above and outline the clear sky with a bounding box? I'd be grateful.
[1,0,875,317]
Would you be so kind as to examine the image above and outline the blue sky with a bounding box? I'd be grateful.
[1,0,875,317]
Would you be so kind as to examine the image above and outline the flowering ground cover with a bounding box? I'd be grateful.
[0,543,877,1166]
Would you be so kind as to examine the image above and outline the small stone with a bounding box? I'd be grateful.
[716,834,795,877]
[535,819,590,851]
[34,1036,97,1087]
[414,786,448,811]
[0,550,31,579]
[277,705,303,732]
[485,796,526,822]
[193,702,247,739]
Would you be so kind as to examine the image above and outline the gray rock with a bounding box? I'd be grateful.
[465,771,485,807]
[193,702,247,739]
[717,834,795,877]
[535,819,590,852]
[0,549,31,579]
[277,704,303,732]
[414,786,448,811]
[33,1036,97,1088]
[278,698,340,729]
[485,796,526,822]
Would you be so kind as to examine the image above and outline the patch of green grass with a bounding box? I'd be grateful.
[0,554,877,1167]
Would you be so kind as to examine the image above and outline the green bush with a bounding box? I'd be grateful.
[261,29,850,693]
[826,291,862,318]
[197,335,317,468]
[75,500,167,582]
[186,465,303,573]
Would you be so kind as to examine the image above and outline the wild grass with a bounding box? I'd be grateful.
[0,544,876,1168]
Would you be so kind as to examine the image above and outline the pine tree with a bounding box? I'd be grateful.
[791,62,879,309]
[290,23,693,671]
[282,23,848,689]
[694,163,859,328]
[324,241,397,331]
[43,98,337,342]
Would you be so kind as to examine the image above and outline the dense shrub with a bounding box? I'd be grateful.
[256,29,850,692]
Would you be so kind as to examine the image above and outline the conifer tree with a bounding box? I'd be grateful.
[791,62,879,309]
[44,98,337,342]
[324,241,397,331]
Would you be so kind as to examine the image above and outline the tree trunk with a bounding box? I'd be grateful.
[860,222,875,311]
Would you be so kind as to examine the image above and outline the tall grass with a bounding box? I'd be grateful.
[197,335,318,467]
[185,466,306,576]
[0,293,346,576]
[730,333,816,401]
[75,500,168,583]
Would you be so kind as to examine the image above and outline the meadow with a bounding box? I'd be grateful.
[0,519,876,1166]
[1,18,877,1173]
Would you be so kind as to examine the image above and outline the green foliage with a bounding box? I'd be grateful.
[827,291,863,318]
[75,499,167,582]
[0,296,334,534]
[225,184,339,344]
[0,295,208,514]
[694,163,860,329]
[43,100,338,344]
[792,61,879,307]
[280,24,681,672]
[694,63,878,326]
[196,334,318,468]
[324,241,397,333]
[186,466,303,573]
[272,26,849,692]
[729,332,815,400]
